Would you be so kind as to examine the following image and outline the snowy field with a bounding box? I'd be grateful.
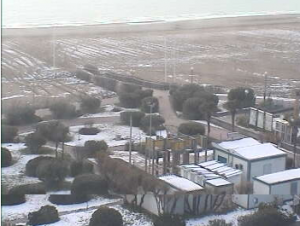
[2,195,121,222]
[65,123,147,147]
[1,143,46,190]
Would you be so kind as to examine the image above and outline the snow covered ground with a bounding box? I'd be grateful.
[65,123,147,147]
[36,204,153,226]
[186,208,255,226]
[1,143,45,190]
[1,195,121,222]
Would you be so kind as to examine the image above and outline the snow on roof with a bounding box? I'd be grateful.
[199,160,218,167]
[206,178,232,187]
[205,163,225,170]
[255,168,300,185]
[159,175,203,192]
[233,143,286,160]
[218,138,260,150]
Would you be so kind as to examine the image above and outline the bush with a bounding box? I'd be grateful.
[89,206,123,226]
[117,83,153,108]
[1,125,18,143]
[140,115,165,133]
[236,115,249,128]
[84,64,99,74]
[1,194,26,206]
[141,96,159,113]
[94,76,117,91]
[120,111,145,127]
[9,183,46,195]
[1,148,12,167]
[178,122,205,136]
[25,156,55,177]
[172,84,204,111]
[49,101,77,119]
[227,87,256,109]
[70,160,94,177]
[71,174,108,201]
[153,214,185,226]
[75,69,92,82]
[182,97,205,120]
[206,219,232,226]
[25,132,47,154]
[238,203,295,226]
[79,127,100,135]
[5,105,41,125]
[80,96,101,114]
[28,205,59,225]
[48,194,86,205]
[36,159,69,189]
[36,121,70,143]
[84,140,108,157]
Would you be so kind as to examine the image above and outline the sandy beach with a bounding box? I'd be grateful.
[2,14,300,106]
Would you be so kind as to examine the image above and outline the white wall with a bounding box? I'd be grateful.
[271,180,300,195]
[232,195,249,209]
[250,157,286,181]
[253,181,270,194]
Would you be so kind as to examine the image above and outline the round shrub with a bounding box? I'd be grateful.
[1,147,12,167]
[89,206,123,226]
[140,115,165,133]
[9,183,46,195]
[153,214,185,226]
[25,156,54,177]
[178,122,205,136]
[1,125,18,143]
[79,127,100,135]
[70,160,94,177]
[28,205,59,225]
[71,174,108,201]
[75,69,92,82]
[84,140,108,157]
[120,111,145,127]
[1,194,26,206]
[80,96,101,114]
[141,96,159,113]
[36,159,69,189]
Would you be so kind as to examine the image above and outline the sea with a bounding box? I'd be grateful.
[3,0,300,28]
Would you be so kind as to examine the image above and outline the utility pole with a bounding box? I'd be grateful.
[129,113,133,165]
[164,38,167,84]
[52,26,56,69]
[173,41,176,84]
[190,67,194,83]
[263,72,268,132]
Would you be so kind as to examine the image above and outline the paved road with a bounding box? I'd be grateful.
[153,89,229,141]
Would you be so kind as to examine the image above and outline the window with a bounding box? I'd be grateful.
[291,182,298,195]
[218,156,227,163]
[263,164,272,174]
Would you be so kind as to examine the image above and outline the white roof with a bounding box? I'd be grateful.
[159,175,203,192]
[199,160,218,167]
[218,138,260,150]
[233,143,286,160]
[206,178,232,187]
[255,168,300,185]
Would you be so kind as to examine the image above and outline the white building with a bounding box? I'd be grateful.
[212,138,287,182]
[253,168,300,195]
[233,168,300,209]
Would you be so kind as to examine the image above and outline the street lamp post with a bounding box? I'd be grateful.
[129,113,133,165]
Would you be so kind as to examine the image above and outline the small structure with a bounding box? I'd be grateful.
[253,168,300,195]
[274,118,293,144]
[249,107,274,131]
[178,162,240,193]
[212,138,287,181]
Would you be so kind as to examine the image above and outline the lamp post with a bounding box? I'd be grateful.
[189,66,194,84]
[147,101,156,175]
[129,113,133,165]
